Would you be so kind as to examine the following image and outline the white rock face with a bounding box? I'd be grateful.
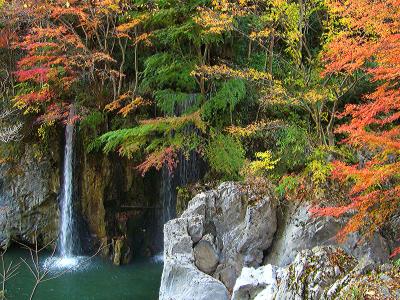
[232,265,278,300]
[159,182,277,299]
[159,215,229,300]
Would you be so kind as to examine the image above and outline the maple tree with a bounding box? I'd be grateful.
[310,0,400,255]
[3,0,150,124]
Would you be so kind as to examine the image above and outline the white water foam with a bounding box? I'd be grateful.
[43,256,87,271]
[151,253,164,264]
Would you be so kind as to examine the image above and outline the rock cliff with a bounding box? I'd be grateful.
[160,182,277,299]
[0,143,61,247]
[160,182,400,300]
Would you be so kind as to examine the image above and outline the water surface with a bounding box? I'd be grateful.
[4,249,162,300]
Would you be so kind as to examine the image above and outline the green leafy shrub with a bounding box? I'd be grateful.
[205,133,245,179]
[202,79,246,123]
[275,124,310,173]
[79,111,105,132]
[140,53,197,93]
[275,175,300,198]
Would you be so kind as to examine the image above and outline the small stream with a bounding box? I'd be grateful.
[4,249,162,299]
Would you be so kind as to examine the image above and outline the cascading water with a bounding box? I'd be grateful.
[155,94,204,261]
[44,106,84,269]
[44,107,81,270]
[59,114,75,258]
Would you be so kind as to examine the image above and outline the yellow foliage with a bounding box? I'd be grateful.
[226,121,268,137]
[194,8,234,34]
[249,151,280,174]
[118,96,151,117]
[192,64,272,81]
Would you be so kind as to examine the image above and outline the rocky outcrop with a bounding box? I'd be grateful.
[111,236,132,266]
[159,182,277,299]
[160,217,229,300]
[232,246,400,300]
[265,201,393,267]
[0,144,61,247]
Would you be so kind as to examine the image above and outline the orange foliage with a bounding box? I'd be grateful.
[136,147,179,177]
[4,0,146,124]
[314,0,400,256]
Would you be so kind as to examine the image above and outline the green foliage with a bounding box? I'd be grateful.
[275,175,300,198]
[79,111,105,132]
[395,259,400,267]
[205,134,245,179]
[155,90,202,116]
[90,113,205,159]
[203,79,246,122]
[275,124,310,173]
[140,53,197,93]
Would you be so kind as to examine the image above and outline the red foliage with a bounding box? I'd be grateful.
[390,247,400,259]
[315,0,400,255]
[0,28,17,48]
[136,147,179,177]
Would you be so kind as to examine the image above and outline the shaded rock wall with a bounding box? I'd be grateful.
[0,139,62,247]
[0,125,164,262]
[75,131,163,260]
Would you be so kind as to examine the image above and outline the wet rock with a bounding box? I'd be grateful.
[112,237,132,266]
[0,144,60,248]
[194,234,219,274]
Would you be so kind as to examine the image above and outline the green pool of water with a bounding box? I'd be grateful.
[3,249,163,300]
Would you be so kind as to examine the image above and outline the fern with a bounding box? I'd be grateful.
[140,53,197,93]
[205,133,245,179]
[203,78,246,121]
[155,89,201,116]
[94,112,205,161]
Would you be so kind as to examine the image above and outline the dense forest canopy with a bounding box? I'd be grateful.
[0,0,398,256]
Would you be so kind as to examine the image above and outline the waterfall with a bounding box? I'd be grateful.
[160,150,203,224]
[59,108,75,258]
[161,165,174,224]
[154,94,204,259]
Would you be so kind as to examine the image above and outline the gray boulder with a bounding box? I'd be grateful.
[232,265,278,300]
[160,216,229,300]
[233,246,399,300]
[160,182,277,298]
[265,201,392,267]
[194,234,219,274]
